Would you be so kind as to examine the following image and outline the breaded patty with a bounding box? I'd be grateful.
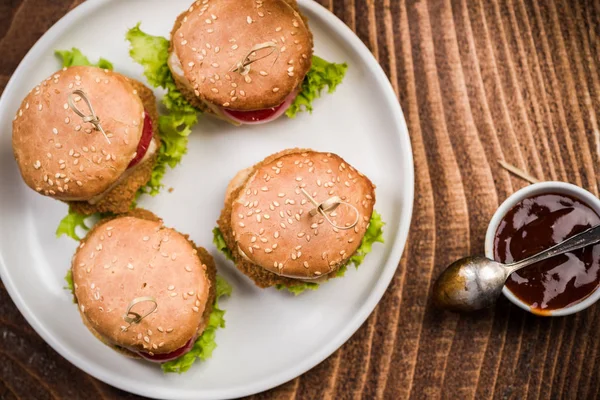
[74,208,216,358]
[217,148,343,288]
[68,80,160,215]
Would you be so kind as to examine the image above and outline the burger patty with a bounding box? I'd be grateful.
[67,79,160,215]
[217,148,343,288]
[74,208,216,359]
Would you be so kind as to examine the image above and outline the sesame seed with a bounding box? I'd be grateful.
[247,16,252,24]
[185,266,193,272]
[168,285,175,290]
[272,87,280,92]
[298,232,306,238]
[170,293,177,297]
[193,306,199,312]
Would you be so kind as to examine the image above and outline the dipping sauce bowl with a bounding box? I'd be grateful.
[485,182,600,316]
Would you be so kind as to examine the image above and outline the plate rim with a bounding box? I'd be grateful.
[0,0,415,398]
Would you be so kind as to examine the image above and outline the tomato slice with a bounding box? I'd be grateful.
[137,337,195,363]
[127,111,154,168]
[223,102,288,124]
[221,88,299,125]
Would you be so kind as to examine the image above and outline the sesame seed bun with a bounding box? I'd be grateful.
[218,149,376,284]
[71,209,215,356]
[12,66,159,212]
[169,0,313,111]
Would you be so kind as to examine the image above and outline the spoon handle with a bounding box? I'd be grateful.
[507,224,600,273]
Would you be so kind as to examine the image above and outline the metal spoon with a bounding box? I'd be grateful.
[432,224,600,312]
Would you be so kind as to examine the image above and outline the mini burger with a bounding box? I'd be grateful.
[168,0,314,125]
[12,65,159,215]
[214,149,384,294]
[69,209,229,371]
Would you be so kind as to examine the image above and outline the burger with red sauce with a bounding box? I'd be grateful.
[12,65,159,215]
[168,0,313,125]
[70,209,216,365]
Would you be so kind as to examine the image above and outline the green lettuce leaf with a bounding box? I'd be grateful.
[56,207,90,240]
[286,55,348,118]
[213,227,233,261]
[348,210,385,267]
[64,269,77,303]
[275,282,319,295]
[161,276,232,373]
[126,24,199,197]
[55,48,113,70]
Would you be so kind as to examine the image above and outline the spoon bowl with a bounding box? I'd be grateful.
[432,256,509,312]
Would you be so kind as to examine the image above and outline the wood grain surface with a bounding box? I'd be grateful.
[1,0,600,398]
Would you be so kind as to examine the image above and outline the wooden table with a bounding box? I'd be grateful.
[1,0,600,398]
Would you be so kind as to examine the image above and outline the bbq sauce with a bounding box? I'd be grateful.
[494,193,600,311]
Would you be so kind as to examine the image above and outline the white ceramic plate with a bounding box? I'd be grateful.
[0,1,413,399]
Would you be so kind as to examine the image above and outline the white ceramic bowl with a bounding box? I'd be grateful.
[485,181,600,316]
